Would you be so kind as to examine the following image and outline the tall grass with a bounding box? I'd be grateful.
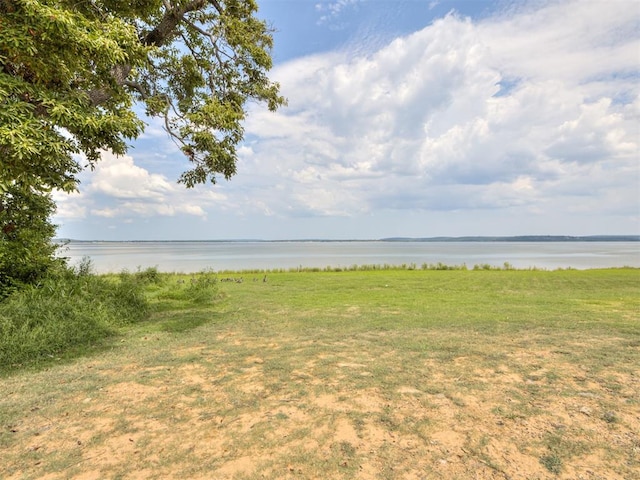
[0,263,164,368]
[0,263,222,368]
[216,262,473,275]
[0,275,137,367]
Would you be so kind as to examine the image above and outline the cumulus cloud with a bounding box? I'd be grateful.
[89,153,174,200]
[480,0,639,84]
[243,0,639,223]
[52,190,87,220]
[54,152,222,222]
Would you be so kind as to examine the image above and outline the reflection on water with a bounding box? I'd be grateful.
[57,241,640,273]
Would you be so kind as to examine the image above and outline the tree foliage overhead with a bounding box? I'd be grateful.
[0,0,286,193]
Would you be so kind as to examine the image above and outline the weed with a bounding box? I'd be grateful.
[540,453,563,474]
[131,266,163,285]
[339,441,357,457]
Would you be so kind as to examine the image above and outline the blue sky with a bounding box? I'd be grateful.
[54,0,640,240]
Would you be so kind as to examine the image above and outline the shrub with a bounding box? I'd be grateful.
[133,266,162,285]
[156,270,218,305]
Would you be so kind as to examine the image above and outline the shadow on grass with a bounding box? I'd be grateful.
[0,333,122,377]
[0,294,223,378]
[0,309,221,377]
[146,310,219,333]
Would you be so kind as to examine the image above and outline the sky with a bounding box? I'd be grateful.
[53,0,640,240]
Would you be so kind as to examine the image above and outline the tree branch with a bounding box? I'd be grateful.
[86,65,133,106]
[142,0,214,47]
[87,0,223,106]
[123,80,149,99]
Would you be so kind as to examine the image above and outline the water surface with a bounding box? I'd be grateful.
[59,241,640,273]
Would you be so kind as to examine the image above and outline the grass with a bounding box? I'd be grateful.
[0,270,148,367]
[1,267,638,479]
[0,266,222,367]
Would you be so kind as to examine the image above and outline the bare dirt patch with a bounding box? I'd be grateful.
[2,329,638,480]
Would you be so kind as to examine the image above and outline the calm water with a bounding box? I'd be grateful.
[58,241,640,273]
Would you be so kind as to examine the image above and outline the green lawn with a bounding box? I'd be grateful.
[1,268,638,479]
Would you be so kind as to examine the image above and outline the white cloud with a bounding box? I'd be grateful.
[91,201,206,219]
[241,0,639,224]
[480,0,639,84]
[52,190,86,220]
[53,151,221,223]
[315,0,364,24]
[89,153,174,200]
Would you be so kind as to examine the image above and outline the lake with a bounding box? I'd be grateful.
[57,241,640,273]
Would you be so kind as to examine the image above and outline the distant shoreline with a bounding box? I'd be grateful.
[56,235,640,243]
[380,235,640,242]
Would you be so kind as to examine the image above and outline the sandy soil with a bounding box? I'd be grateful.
[2,334,639,480]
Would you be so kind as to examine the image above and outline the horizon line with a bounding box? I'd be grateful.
[55,235,640,243]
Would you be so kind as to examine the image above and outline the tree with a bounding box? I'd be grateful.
[1,0,285,191]
[0,183,63,295]
[0,0,285,289]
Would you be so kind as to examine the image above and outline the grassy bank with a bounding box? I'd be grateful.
[1,268,638,479]
[0,267,219,368]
